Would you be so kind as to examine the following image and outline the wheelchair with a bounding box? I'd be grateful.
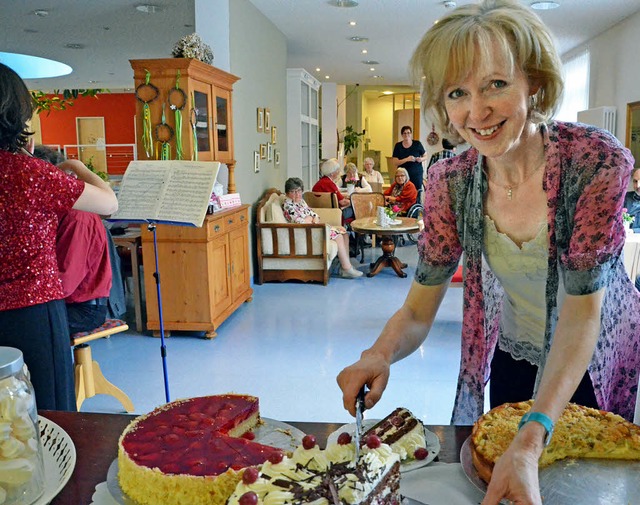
[397,184,425,245]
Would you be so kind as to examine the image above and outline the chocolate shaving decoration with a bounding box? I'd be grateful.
[325,475,341,505]
[135,82,159,104]
[168,87,187,111]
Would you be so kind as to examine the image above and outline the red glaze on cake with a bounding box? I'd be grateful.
[118,394,284,505]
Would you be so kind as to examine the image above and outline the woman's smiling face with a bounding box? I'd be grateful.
[443,43,534,161]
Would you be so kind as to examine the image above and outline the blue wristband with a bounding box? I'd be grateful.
[518,411,554,446]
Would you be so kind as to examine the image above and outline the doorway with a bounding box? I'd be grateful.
[76,117,107,173]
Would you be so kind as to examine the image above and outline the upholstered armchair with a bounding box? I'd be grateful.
[256,189,342,285]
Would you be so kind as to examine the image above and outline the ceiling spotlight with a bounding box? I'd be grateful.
[65,43,85,50]
[33,9,49,17]
[361,49,368,54]
[349,21,357,26]
[530,1,560,9]
[136,4,162,13]
[349,36,368,42]
[324,75,331,79]
[362,60,379,65]
[372,75,383,79]
[443,1,456,8]
[329,0,359,7]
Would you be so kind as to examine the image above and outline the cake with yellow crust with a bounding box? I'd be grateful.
[117,394,285,505]
[471,400,640,483]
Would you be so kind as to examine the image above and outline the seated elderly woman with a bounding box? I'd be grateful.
[362,157,384,185]
[282,178,363,279]
[383,167,418,214]
[341,162,371,193]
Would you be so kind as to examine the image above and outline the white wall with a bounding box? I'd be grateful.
[229,0,288,277]
[577,9,640,148]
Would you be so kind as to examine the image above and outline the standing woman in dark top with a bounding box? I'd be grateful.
[391,125,426,196]
[0,63,118,410]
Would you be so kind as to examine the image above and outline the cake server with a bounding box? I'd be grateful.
[354,386,366,460]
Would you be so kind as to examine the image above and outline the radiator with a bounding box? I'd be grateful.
[577,106,616,135]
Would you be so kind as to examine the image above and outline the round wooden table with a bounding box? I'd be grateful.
[350,216,420,278]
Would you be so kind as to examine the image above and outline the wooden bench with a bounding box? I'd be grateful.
[70,319,134,412]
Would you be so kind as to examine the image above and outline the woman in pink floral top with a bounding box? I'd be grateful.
[337,2,639,504]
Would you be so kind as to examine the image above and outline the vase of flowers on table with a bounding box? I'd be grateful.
[384,205,401,224]
[623,208,635,233]
[345,175,358,195]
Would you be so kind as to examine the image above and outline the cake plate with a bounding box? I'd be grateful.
[107,418,306,504]
[327,419,441,472]
[460,436,640,504]
[34,415,77,505]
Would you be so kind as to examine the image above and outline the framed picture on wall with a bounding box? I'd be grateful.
[264,108,271,132]
[260,143,267,159]
[271,126,277,144]
[254,151,260,173]
[274,149,280,166]
[257,108,264,132]
[267,142,273,162]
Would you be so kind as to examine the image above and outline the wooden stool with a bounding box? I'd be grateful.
[71,319,134,412]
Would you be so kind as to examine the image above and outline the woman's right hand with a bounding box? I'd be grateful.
[337,350,391,416]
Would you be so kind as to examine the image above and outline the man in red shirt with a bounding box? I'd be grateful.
[56,208,112,333]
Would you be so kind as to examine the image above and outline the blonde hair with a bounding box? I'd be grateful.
[344,162,358,177]
[410,0,563,139]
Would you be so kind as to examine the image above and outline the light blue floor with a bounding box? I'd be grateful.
[84,242,468,425]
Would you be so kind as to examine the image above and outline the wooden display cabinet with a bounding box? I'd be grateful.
[129,58,240,192]
[141,205,253,339]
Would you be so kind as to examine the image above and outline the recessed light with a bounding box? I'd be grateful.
[136,4,162,13]
[362,60,379,65]
[328,0,359,7]
[530,1,559,9]
[316,67,321,72]
[370,67,375,71]
[88,80,98,83]
[33,9,49,17]
[361,49,368,54]
[325,75,330,79]
[443,1,457,8]
[349,21,357,26]
[372,75,383,79]
[382,91,393,95]
[23,29,38,34]
[349,36,368,42]
[65,43,85,50]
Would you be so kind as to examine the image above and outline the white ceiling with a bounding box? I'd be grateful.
[2,0,640,92]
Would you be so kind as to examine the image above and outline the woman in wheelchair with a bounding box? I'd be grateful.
[383,167,418,215]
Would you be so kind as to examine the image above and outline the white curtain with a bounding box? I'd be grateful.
[554,50,590,122]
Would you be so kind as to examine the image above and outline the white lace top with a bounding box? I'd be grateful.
[483,215,566,366]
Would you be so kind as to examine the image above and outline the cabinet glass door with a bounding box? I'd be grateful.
[213,88,233,161]
[192,81,213,161]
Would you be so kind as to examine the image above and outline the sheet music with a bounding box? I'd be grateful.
[108,160,220,227]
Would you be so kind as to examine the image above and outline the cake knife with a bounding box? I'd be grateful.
[354,386,366,461]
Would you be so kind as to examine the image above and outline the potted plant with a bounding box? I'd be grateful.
[341,126,365,155]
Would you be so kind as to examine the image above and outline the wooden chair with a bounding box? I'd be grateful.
[350,192,385,263]
[303,191,339,209]
[369,182,383,194]
[71,319,134,412]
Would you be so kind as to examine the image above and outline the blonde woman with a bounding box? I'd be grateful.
[338,1,638,503]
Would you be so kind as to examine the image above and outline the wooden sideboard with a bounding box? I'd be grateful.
[141,205,252,338]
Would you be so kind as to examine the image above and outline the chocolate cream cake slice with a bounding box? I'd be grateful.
[362,407,428,461]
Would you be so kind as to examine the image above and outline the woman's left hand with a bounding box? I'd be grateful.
[482,430,544,505]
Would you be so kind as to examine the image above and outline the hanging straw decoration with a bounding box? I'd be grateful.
[168,70,187,160]
[155,103,174,160]
[135,70,159,159]
[190,92,198,161]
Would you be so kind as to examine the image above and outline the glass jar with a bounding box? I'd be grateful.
[0,347,45,504]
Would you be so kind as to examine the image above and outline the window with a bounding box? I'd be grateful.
[554,50,590,122]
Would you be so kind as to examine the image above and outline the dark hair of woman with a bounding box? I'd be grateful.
[285,177,304,193]
[0,63,34,153]
[401,125,412,134]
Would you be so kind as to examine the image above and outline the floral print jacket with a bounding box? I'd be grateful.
[415,121,639,424]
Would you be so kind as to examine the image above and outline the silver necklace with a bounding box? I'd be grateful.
[485,162,544,200]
